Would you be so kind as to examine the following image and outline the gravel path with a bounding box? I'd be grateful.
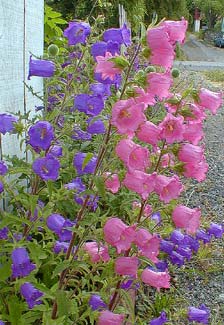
[174,70,224,324]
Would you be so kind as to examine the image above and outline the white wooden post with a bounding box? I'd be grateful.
[0,0,44,160]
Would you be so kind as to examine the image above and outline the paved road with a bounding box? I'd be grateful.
[182,34,224,62]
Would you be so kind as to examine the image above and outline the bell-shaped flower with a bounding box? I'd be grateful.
[172,205,201,234]
[83,241,110,263]
[115,256,138,277]
[123,170,156,200]
[188,304,210,324]
[28,121,54,151]
[207,222,223,238]
[103,24,131,46]
[98,310,125,325]
[134,229,160,262]
[154,174,184,203]
[74,94,104,116]
[89,294,107,311]
[95,52,122,81]
[104,173,120,193]
[146,72,172,100]
[28,56,55,79]
[136,121,161,146]
[63,21,91,46]
[141,268,170,290]
[159,113,184,144]
[161,18,188,45]
[199,88,222,115]
[111,98,146,137]
[149,311,169,325]
[0,113,18,134]
[103,217,136,253]
[0,161,8,175]
[11,247,36,278]
[183,121,204,145]
[73,152,97,176]
[20,282,43,309]
[32,156,60,181]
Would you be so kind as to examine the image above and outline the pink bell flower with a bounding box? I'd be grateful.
[115,256,138,277]
[178,143,204,164]
[146,72,172,100]
[183,160,208,182]
[159,113,184,144]
[134,229,160,262]
[123,171,156,200]
[83,241,110,263]
[136,121,161,146]
[161,18,188,45]
[133,87,155,107]
[141,268,171,290]
[103,218,136,253]
[172,205,201,234]
[147,26,175,70]
[183,121,204,145]
[111,98,146,137]
[185,103,207,122]
[116,139,150,172]
[95,52,121,81]
[199,88,223,115]
[98,310,125,325]
[104,173,120,193]
[154,174,184,203]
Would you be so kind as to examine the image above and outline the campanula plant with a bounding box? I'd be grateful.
[0,14,223,325]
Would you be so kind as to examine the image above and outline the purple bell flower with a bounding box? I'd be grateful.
[0,321,5,325]
[89,294,107,311]
[0,227,9,240]
[47,214,75,241]
[87,119,106,134]
[169,251,185,267]
[64,21,91,46]
[74,94,104,116]
[64,177,86,192]
[28,121,54,151]
[11,247,36,278]
[176,245,192,261]
[72,126,92,141]
[73,152,97,175]
[149,311,168,325]
[196,230,211,244]
[47,145,63,158]
[160,239,175,254]
[0,113,18,134]
[183,234,200,253]
[32,156,60,181]
[151,212,162,224]
[0,181,4,194]
[20,282,44,309]
[90,83,111,99]
[53,241,70,254]
[28,56,55,79]
[0,161,8,175]
[207,222,223,238]
[91,41,120,60]
[103,24,131,46]
[155,260,168,272]
[75,194,99,211]
[188,304,210,324]
[170,230,185,244]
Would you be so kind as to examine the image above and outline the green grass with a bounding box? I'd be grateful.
[203,70,224,83]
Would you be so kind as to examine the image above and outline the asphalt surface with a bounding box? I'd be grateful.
[182,34,224,62]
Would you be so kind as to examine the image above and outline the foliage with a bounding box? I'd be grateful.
[0,13,223,325]
[194,0,224,28]
[44,4,67,45]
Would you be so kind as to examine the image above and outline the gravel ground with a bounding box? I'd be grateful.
[174,70,224,324]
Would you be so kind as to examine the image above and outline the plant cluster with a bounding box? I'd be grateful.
[0,15,223,325]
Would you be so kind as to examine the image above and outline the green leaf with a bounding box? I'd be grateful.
[0,261,11,281]
[94,176,106,199]
[82,152,93,170]
[109,56,130,69]
[53,18,67,25]
[56,290,72,318]
[8,296,25,325]
[52,260,71,278]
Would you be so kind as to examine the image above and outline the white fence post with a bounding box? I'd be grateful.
[0,0,44,160]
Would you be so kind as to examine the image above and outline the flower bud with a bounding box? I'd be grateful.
[171,68,180,78]
[48,44,59,57]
